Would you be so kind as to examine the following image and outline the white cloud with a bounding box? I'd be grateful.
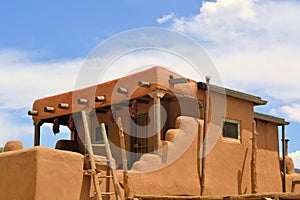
[212,46,300,101]
[289,151,300,169]
[280,104,300,123]
[202,0,256,20]
[0,110,32,147]
[157,12,175,24]
[0,50,83,109]
[0,49,84,147]
[171,0,300,49]
[164,0,300,101]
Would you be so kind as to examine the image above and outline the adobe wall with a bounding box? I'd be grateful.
[0,147,84,200]
[204,94,253,196]
[123,116,203,197]
[280,156,300,192]
[166,97,202,131]
[256,120,282,192]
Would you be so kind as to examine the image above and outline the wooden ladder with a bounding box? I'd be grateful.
[81,110,122,200]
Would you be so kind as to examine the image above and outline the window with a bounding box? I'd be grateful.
[222,119,240,140]
[95,124,110,143]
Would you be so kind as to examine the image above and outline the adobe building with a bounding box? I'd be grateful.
[0,66,299,200]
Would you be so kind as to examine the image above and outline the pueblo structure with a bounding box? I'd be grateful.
[0,66,299,200]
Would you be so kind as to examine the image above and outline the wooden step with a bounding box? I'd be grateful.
[92,144,106,147]
[83,169,101,176]
[101,192,116,196]
[99,175,113,178]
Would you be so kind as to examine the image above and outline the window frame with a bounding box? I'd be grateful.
[222,118,241,141]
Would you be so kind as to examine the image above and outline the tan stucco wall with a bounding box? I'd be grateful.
[123,116,203,197]
[0,147,84,200]
[281,156,300,192]
[256,120,282,192]
[204,94,253,196]
[286,174,300,192]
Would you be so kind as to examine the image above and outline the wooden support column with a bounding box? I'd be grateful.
[149,90,165,153]
[251,120,258,194]
[284,139,289,156]
[34,120,43,146]
[282,125,286,192]
[201,76,210,196]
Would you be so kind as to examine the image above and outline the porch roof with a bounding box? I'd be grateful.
[29,66,268,122]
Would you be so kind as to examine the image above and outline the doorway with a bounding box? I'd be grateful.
[130,113,149,166]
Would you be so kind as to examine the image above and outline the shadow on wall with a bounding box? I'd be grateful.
[237,148,248,195]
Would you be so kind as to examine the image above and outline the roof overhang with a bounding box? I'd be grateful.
[29,66,270,122]
[197,83,268,106]
[29,67,199,121]
[254,112,289,126]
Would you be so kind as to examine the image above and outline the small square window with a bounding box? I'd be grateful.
[95,124,110,143]
[222,119,240,140]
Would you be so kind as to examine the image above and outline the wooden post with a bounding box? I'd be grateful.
[34,120,42,146]
[118,117,130,199]
[282,125,286,192]
[149,90,165,154]
[201,76,210,196]
[251,120,258,193]
[284,139,289,156]
[154,95,161,153]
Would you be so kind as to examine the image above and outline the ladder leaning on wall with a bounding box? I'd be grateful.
[81,110,121,200]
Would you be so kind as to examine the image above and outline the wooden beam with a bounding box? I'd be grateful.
[282,125,286,192]
[251,120,258,193]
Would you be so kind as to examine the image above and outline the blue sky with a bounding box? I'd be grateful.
[0,1,202,60]
[1,0,300,167]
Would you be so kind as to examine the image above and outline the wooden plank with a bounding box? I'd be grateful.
[292,180,300,184]
[118,117,130,199]
[131,193,300,200]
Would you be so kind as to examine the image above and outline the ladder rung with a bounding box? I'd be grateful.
[96,159,109,163]
[101,192,116,195]
[83,169,100,176]
[99,175,113,178]
[92,144,106,147]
